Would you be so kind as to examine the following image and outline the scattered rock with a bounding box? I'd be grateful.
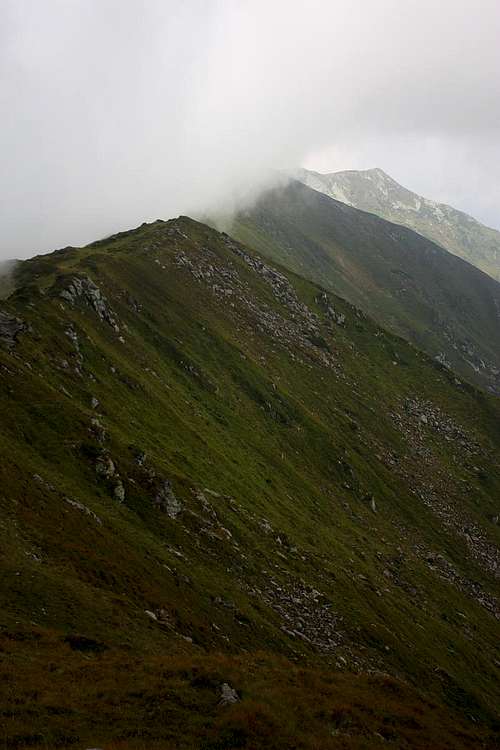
[398,396,479,453]
[389,397,498,579]
[113,480,125,502]
[90,418,107,443]
[95,455,115,479]
[64,497,102,525]
[258,577,342,652]
[435,351,451,368]
[65,324,81,357]
[315,292,346,326]
[136,452,147,466]
[219,682,239,706]
[175,240,340,373]
[125,292,142,313]
[33,474,56,492]
[154,480,182,518]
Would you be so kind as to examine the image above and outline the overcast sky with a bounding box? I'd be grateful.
[1,0,499,259]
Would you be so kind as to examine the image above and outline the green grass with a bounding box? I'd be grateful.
[0,216,499,747]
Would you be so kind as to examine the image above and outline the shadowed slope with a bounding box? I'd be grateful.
[296,167,500,281]
[232,180,500,393]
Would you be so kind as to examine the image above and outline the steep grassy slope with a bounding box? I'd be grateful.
[1,217,500,748]
[232,180,500,394]
[296,167,500,281]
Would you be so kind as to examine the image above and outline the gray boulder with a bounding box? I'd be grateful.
[154,480,182,518]
[219,682,239,706]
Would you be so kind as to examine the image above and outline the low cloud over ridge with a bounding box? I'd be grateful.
[1,0,499,259]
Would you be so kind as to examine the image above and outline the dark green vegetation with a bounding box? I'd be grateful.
[1,217,500,748]
[296,167,500,282]
[232,179,500,395]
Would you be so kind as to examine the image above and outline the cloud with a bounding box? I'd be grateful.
[1,0,499,259]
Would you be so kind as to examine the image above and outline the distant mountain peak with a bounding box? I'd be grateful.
[296,167,500,281]
[361,168,399,185]
[364,167,389,176]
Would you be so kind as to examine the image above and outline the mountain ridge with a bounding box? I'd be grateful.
[295,167,500,281]
[231,179,500,395]
[1,215,500,747]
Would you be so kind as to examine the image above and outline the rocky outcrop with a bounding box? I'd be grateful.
[315,292,346,326]
[154,480,182,518]
[219,683,239,706]
[0,310,26,348]
[60,276,119,331]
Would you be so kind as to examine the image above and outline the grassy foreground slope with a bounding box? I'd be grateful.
[1,217,500,748]
[232,180,500,395]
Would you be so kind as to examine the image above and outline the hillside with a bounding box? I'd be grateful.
[296,167,500,281]
[232,180,500,395]
[0,261,17,300]
[1,216,500,749]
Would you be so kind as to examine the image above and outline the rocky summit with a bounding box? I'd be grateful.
[1,216,500,749]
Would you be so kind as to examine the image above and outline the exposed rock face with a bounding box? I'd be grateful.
[0,310,26,348]
[154,480,182,518]
[60,276,119,331]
